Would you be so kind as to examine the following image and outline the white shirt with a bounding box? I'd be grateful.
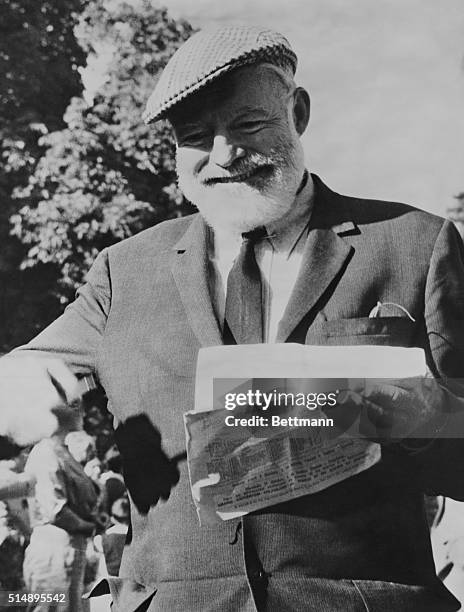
[208,173,315,342]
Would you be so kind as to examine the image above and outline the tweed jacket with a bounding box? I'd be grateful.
[19,175,464,611]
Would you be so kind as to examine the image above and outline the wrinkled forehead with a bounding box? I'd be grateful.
[168,63,293,127]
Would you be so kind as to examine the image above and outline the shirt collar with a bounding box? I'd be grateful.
[209,170,315,259]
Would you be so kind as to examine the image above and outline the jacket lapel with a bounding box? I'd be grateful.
[276,176,358,342]
[170,215,223,347]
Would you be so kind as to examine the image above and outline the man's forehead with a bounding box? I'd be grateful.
[169,64,288,126]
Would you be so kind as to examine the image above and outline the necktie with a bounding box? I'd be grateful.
[224,227,267,344]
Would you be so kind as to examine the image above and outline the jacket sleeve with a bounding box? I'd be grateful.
[425,220,464,381]
[13,248,112,376]
[408,220,464,499]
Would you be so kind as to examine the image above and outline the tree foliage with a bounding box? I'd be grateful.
[0,0,88,350]
[0,0,87,130]
[11,0,195,300]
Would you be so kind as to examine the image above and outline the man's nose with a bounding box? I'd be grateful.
[209,134,245,168]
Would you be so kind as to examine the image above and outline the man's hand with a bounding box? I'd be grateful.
[114,414,180,515]
[0,356,80,446]
[346,376,448,443]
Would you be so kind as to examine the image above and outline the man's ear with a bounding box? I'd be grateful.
[292,87,310,135]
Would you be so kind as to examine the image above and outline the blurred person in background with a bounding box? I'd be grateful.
[0,450,35,532]
[23,409,98,612]
[98,446,126,518]
[87,497,129,612]
[94,497,130,579]
[65,431,97,469]
[0,451,34,595]
[64,430,105,604]
[0,500,27,593]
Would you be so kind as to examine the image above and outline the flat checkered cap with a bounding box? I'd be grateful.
[143,25,297,124]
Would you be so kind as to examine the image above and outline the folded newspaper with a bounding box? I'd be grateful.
[184,344,427,524]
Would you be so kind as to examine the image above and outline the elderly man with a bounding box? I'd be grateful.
[1,25,464,612]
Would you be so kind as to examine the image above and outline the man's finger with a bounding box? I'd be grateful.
[362,383,407,407]
[366,402,393,429]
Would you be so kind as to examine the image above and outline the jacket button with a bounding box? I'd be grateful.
[250,569,267,581]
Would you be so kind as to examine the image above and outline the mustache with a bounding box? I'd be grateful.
[198,156,274,186]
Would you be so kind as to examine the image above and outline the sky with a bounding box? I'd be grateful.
[156,0,464,217]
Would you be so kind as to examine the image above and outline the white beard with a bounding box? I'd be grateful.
[177,145,306,235]
[178,174,297,234]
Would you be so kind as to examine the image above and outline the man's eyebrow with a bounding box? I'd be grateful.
[232,107,268,120]
[175,122,206,132]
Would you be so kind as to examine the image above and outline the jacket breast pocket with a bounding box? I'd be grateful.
[307,316,417,347]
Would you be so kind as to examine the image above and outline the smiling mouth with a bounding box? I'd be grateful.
[203,165,273,186]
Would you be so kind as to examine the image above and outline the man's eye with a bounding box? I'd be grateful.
[234,121,265,133]
[179,132,209,146]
